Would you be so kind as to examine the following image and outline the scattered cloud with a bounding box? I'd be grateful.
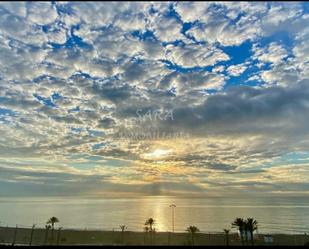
[0,2,308,197]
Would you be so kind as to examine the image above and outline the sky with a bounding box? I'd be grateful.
[0,1,309,198]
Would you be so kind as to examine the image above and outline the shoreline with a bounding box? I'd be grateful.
[0,226,308,246]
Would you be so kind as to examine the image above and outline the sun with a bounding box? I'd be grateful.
[143,149,172,160]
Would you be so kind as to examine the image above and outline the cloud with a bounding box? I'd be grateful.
[226,63,247,77]
[253,42,289,65]
[164,71,226,92]
[97,117,116,129]
[0,2,308,197]
[166,44,230,68]
[166,80,309,137]
[26,2,58,25]
[182,2,265,46]
[151,14,185,42]
[174,2,211,23]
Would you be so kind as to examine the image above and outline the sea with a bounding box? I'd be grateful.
[0,196,308,234]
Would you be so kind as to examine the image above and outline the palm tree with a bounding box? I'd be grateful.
[47,217,59,241]
[120,225,127,232]
[186,226,199,246]
[224,229,230,246]
[145,218,155,231]
[246,218,258,246]
[232,218,245,245]
[120,225,127,244]
[145,218,155,245]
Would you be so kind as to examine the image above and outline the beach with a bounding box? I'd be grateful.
[0,226,308,246]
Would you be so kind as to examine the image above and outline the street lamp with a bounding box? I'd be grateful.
[169,204,176,233]
[29,224,36,246]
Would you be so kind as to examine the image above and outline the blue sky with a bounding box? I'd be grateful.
[0,2,309,197]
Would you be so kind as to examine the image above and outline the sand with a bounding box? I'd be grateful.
[0,226,308,246]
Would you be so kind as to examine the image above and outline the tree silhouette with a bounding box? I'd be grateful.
[120,225,127,244]
[186,226,200,245]
[224,229,230,246]
[44,224,51,245]
[144,226,149,232]
[232,218,245,245]
[145,218,155,245]
[120,225,127,232]
[47,217,59,242]
[246,218,258,246]
[145,218,155,231]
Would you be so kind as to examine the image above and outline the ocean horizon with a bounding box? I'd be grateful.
[0,196,308,234]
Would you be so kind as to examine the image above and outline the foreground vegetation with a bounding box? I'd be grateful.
[0,216,308,246]
[0,226,308,246]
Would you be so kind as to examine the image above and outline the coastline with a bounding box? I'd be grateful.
[0,226,308,246]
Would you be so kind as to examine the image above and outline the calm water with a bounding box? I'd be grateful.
[0,196,308,234]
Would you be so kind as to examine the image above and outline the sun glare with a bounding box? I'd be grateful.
[143,149,172,160]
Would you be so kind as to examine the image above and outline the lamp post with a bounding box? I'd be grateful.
[169,204,176,233]
[29,224,36,246]
[12,224,18,246]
